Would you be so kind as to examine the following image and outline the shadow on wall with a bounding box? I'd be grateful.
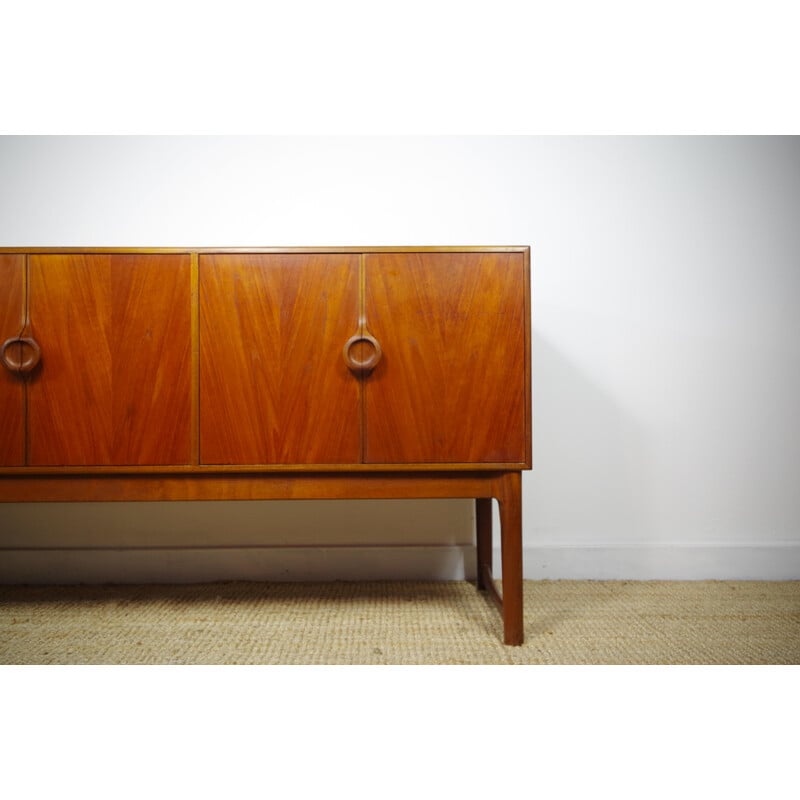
[0,331,654,583]
[0,499,476,583]
[526,329,650,562]
[0,499,472,548]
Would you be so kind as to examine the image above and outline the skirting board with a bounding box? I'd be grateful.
[0,544,798,585]
[0,545,477,585]
[518,543,800,581]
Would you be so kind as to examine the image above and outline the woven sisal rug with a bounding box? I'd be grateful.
[1,579,798,664]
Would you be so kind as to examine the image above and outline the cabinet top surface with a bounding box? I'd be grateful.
[0,246,529,254]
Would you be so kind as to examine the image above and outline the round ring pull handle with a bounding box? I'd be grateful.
[1,336,41,375]
[343,333,382,374]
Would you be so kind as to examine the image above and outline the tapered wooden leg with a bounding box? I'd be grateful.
[475,497,492,590]
[497,472,523,645]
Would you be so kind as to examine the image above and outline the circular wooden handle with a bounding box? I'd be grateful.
[343,333,382,374]
[1,336,41,374]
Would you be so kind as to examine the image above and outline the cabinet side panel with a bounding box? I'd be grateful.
[28,255,113,465]
[111,255,192,465]
[0,255,25,466]
[365,252,527,464]
[199,254,361,465]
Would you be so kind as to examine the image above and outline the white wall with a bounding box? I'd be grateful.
[1,136,798,580]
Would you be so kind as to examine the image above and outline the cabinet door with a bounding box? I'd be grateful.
[0,255,25,466]
[200,254,361,465]
[27,254,192,466]
[364,252,527,464]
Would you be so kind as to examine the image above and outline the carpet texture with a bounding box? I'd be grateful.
[1,580,798,664]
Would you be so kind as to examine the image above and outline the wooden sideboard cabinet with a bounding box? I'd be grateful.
[0,247,532,645]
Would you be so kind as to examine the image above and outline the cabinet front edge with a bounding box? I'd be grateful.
[0,246,531,255]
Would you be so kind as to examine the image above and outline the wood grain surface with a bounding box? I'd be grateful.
[497,471,524,644]
[111,255,192,464]
[27,254,192,466]
[363,252,527,464]
[0,470,501,502]
[0,255,25,466]
[0,247,529,255]
[199,254,361,464]
[2,245,529,645]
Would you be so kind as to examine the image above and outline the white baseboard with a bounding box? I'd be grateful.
[0,543,798,585]
[514,543,800,580]
[0,545,477,585]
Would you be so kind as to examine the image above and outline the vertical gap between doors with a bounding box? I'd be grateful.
[359,252,366,464]
[191,252,200,465]
[23,254,30,466]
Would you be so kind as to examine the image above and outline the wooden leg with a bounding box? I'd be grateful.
[475,497,492,591]
[497,472,524,645]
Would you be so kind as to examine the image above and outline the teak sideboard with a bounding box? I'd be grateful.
[0,247,531,645]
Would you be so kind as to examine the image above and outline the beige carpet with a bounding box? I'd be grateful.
[1,580,798,664]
